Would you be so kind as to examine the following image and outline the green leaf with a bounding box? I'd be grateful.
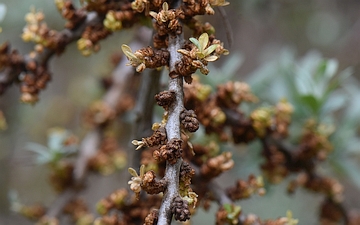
[198,33,209,52]
[128,167,139,177]
[299,94,321,116]
[189,37,200,49]
[203,44,218,57]
[223,203,232,213]
[121,44,137,60]
[204,55,218,62]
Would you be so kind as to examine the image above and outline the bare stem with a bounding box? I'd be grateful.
[157,34,184,225]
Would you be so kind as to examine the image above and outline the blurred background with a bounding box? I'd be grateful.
[1,0,360,224]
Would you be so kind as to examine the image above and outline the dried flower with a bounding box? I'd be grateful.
[171,196,191,221]
[128,165,145,196]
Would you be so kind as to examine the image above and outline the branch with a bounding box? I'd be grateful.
[44,31,150,219]
[131,29,161,169]
[0,11,100,94]
[157,34,184,225]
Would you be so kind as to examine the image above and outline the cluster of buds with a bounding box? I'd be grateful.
[180,109,199,132]
[150,2,182,37]
[179,161,195,195]
[63,198,94,225]
[155,90,176,110]
[298,120,333,161]
[200,152,234,180]
[250,100,294,138]
[153,138,183,164]
[226,175,266,201]
[261,145,288,184]
[216,81,258,109]
[184,75,212,105]
[216,204,241,225]
[141,170,167,195]
[77,24,111,56]
[82,101,116,128]
[19,67,51,104]
[55,0,86,30]
[88,136,127,175]
[274,99,294,137]
[183,141,219,166]
[171,196,191,221]
[49,160,74,193]
[144,209,159,225]
[304,175,343,203]
[180,0,224,18]
[96,188,163,224]
[132,126,167,150]
[250,107,273,137]
[121,44,170,72]
[128,164,166,197]
[96,189,129,215]
[21,9,60,50]
[103,6,136,31]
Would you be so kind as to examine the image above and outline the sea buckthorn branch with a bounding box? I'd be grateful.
[38,34,149,223]
[182,78,351,224]
[119,1,230,223]
[131,64,162,169]
[208,180,300,225]
[0,7,100,101]
[217,97,349,224]
[223,106,349,223]
[156,33,185,225]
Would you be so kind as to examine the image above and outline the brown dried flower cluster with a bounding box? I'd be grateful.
[153,138,183,164]
[180,109,199,132]
[83,101,116,128]
[200,152,234,180]
[96,188,162,225]
[88,136,127,175]
[49,161,74,193]
[171,196,191,221]
[226,175,266,201]
[57,1,86,30]
[63,198,94,224]
[155,90,176,110]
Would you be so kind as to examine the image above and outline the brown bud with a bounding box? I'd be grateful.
[155,90,175,110]
[171,196,191,221]
[180,109,199,132]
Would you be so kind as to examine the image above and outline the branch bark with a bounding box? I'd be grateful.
[157,34,184,225]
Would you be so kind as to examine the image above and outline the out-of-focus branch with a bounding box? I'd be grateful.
[157,34,184,225]
[0,11,100,95]
[131,28,161,169]
[44,30,151,219]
